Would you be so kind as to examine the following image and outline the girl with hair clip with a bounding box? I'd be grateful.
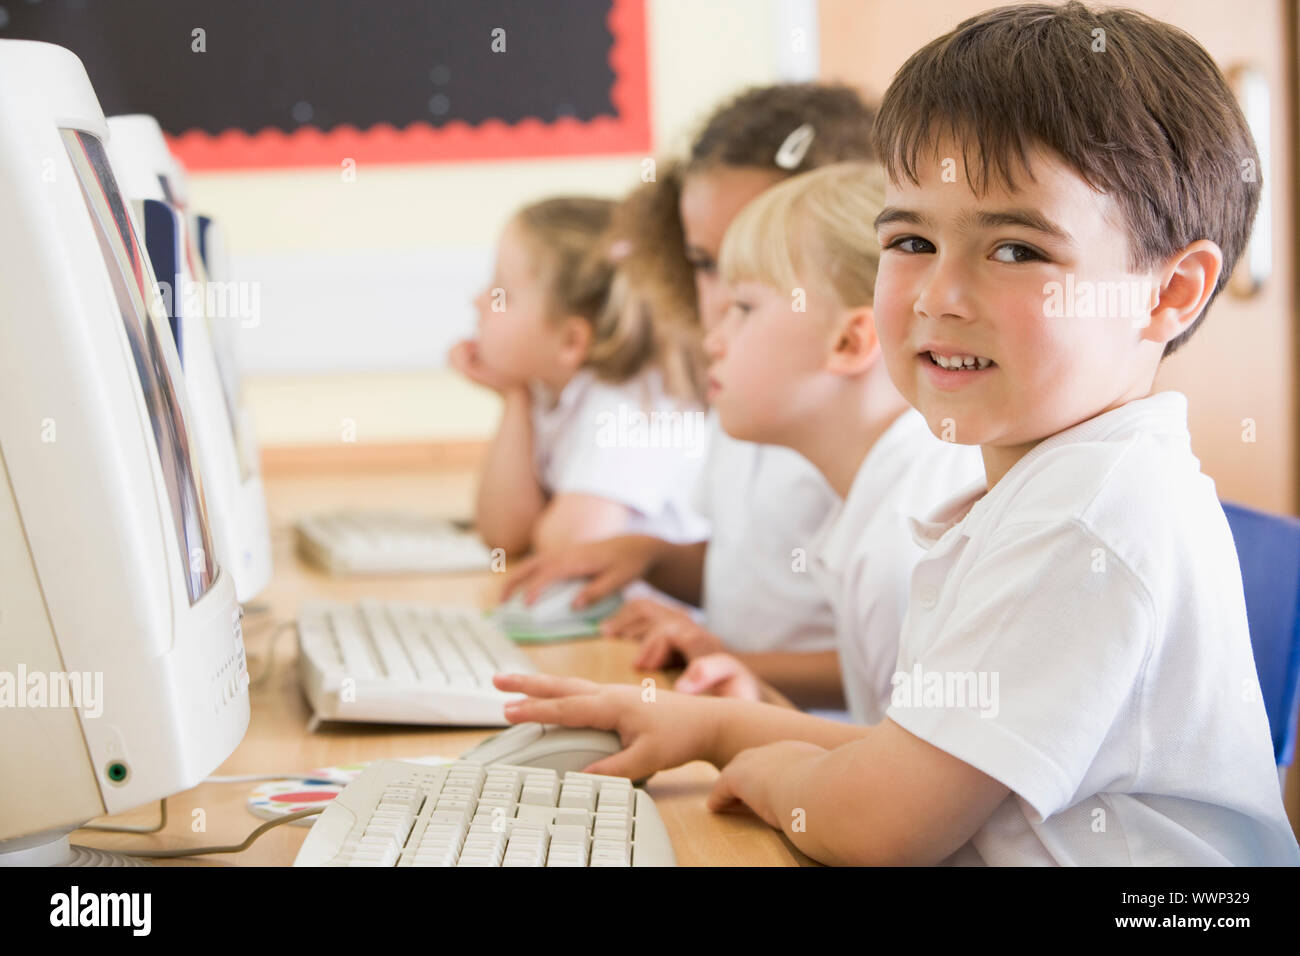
[504,84,882,712]
[452,197,709,556]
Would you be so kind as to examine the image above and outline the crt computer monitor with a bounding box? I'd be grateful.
[0,41,249,865]
[149,135,262,494]
[149,121,270,538]
[106,114,272,603]
[194,214,254,455]
[192,213,265,486]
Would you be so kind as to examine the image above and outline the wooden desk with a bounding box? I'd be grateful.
[73,463,809,866]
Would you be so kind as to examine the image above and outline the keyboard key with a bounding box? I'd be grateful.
[594,811,631,842]
[591,839,631,866]
[546,840,589,868]
[502,825,549,867]
[558,785,597,812]
[547,824,589,845]
[513,803,558,825]
[330,609,378,679]
[597,787,632,810]
[554,808,591,828]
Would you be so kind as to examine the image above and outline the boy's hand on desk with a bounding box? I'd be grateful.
[632,614,725,669]
[706,741,827,829]
[493,673,721,780]
[502,536,662,607]
[674,653,762,701]
[449,339,524,394]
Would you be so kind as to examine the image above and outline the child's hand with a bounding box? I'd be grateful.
[492,672,721,780]
[706,740,827,828]
[449,339,524,394]
[601,597,694,641]
[502,536,663,607]
[632,614,726,670]
[674,653,762,701]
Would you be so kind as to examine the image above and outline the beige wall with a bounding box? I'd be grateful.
[820,0,1297,514]
[221,0,1297,514]
[192,0,794,447]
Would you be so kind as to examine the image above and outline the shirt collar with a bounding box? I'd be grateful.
[907,480,988,549]
[812,410,931,573]
[906,391,1191,550]
[530,368,594,417]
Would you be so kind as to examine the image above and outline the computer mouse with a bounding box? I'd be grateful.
[460,722,633,778]
[492,578,622,642]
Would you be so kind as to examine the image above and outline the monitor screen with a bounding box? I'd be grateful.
[61,128,217,604]
[157,172,177,206]
[194,214,255,482]
[140,199,183,359]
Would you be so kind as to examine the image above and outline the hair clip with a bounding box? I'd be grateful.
[775,123,815,170]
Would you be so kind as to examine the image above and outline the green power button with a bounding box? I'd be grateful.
[106,762,128,783]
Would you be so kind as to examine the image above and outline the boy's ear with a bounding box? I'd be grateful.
[827,306,880,376]
[1143,239,1224,346]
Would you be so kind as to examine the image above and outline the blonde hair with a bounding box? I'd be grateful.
[514,196,616,322]
[719,162,886,310]
[514,194,702,402]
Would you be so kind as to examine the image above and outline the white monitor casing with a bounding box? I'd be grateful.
[0,41,248,849]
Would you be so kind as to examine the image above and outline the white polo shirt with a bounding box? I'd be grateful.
[698,417,839,652]
[886,391,1300,866]
[808,410,985,725]
[531,368,710,544]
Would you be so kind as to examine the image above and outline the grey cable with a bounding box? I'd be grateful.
[116,806,325,858]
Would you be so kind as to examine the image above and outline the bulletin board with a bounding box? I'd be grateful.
[0,0,650,170]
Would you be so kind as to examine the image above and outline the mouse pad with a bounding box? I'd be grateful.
[490,593,623,644]
[246,755,454,826]
[499,620,606,644]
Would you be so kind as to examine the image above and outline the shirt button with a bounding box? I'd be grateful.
[918,588,938,609]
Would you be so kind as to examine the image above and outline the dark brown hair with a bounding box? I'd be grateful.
[871,1,1261,356]
[689,82,877,174]
[617,83,879,396]
[606,161,707,401]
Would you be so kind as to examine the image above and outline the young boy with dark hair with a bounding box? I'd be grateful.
[496,1,1300,865]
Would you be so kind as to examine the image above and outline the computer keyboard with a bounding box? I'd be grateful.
[295,510,492,574]
[293,758,676,866]
[297,600,535,726]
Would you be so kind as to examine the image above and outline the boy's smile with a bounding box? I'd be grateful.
[873,138,1171,486]
[920,346,997,390]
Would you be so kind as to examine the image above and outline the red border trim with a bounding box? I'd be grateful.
[166,0,650,171]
